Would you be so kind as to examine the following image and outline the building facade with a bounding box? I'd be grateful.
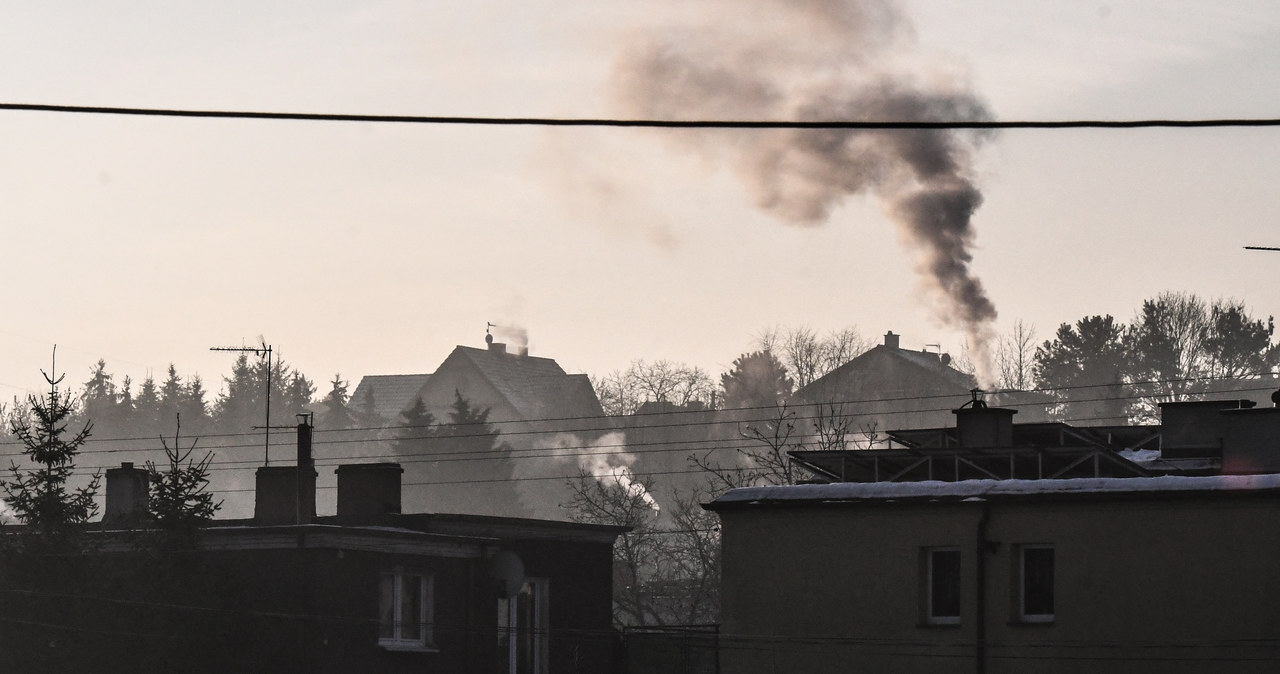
[707,395,1280,673]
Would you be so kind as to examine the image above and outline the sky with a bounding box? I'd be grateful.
[2,0,1280,401]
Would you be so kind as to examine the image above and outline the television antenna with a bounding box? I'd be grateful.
[210,340,274,465]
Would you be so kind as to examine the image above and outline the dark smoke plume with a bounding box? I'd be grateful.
[612,0,998,380]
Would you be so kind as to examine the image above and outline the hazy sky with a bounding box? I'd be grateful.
[2,0,1280,399]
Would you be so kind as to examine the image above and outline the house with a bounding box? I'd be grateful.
[1,421,625,674]
[706,393,1280,673]
[789,331,977,431]
[348,337,607,520]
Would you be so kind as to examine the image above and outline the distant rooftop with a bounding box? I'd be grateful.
[348,373,432,421]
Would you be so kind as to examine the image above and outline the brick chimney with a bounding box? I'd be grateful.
[254,417,317,525]
[336,463,404,522]
[884,331,900,349]
[104,462,150,526]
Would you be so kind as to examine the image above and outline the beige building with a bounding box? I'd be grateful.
[707,396,1280,672]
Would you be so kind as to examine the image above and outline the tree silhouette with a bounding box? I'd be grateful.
[146,415,221,549]
[1034,315,1130,424]
[318,374,357,430]
[1,355,101,547]
[720,350,793,410]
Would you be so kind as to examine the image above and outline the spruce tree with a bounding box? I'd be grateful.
[146,416,221,550]
[435,390,529,517]
[1,358,101,547]
[391,395,436,455]
[318,374,357,430]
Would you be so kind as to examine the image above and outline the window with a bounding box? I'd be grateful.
[379,569,434,650]
[1019,545,1054,623]
[497,578,549,674]
[923,547,961,625]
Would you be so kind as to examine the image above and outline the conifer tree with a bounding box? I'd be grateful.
[391,395,436,455]
[435,390,529,517]
[317,374,356,430]
[146,415,221,549]
[134,374,161,437]
[1,356,101,547]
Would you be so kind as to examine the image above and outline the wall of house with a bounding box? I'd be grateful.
[718,493,1280,673]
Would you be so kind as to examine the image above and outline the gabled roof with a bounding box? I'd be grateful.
[446,346,604,421]
[792,341,975,403]
[348,373,432,421]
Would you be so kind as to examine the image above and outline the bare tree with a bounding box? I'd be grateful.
[692,402,808,494]
[820,327,870,376]
[996,320,1038,391]
[755,325,870,389]
[565,468,663,625]
[661,489,720,625]
[592,360,718,416]
[782,327,824,389]
[812,403,854,452]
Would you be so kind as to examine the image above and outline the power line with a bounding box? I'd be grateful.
[3,102,1280,129]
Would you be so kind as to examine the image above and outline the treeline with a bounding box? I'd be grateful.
[1029,292,1279,423]
[0,355,319,448]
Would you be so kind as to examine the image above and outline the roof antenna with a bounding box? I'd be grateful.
[485,322,495,345]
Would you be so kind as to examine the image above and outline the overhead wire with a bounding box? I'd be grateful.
[4,102,1280,130]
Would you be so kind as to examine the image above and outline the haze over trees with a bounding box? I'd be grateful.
[1033,292,1279,423]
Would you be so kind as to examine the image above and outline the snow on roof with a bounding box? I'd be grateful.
[709,474,1280,508]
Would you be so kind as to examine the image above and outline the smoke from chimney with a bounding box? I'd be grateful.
[611,0,998,382]
[553,432,660,513]
[490,323,529,351]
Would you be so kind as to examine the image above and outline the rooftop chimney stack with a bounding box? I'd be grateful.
[884,331,900,349]
[253,417,317,525]
[104,462,150,526]
[336,463,404,522]
[953,391,1016,448]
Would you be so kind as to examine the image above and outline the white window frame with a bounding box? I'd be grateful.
[1018,545,1055,623]
[500,577,550,674]
[924,547,961,625]
[379,568,436,651]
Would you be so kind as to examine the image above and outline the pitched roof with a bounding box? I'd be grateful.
[793,342,976,402]
[348,373,432,421]
[449,346,603,421]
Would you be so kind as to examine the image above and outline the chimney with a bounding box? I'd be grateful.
[952,392,1016,448]
[884,331,900,349]
[1159,399,1254,459]
[336,463,404,522]
[489,341,507,355]
[104,462,149,526]
[253,417,317,525]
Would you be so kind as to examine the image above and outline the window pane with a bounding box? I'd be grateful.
[401,575,422,641]
[497,597,512,672]
[930,550,961,619]
[379,574,396,640]
[1023,547,1055,617]
[516,582,534,674]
